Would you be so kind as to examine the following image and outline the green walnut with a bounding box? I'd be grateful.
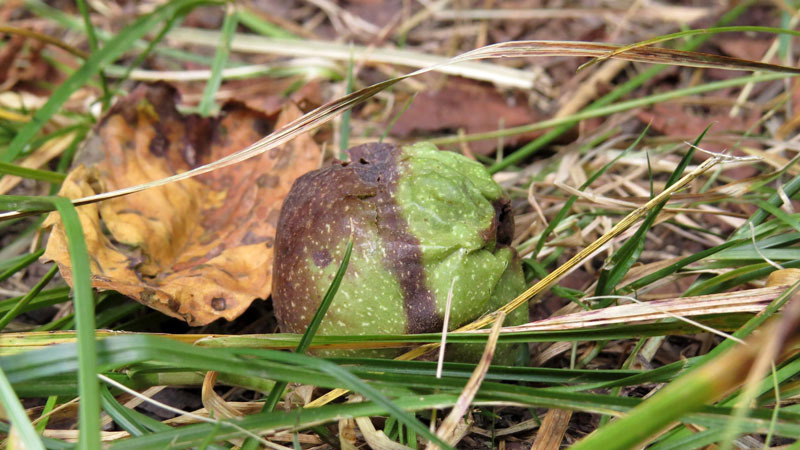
[272,142,527,362]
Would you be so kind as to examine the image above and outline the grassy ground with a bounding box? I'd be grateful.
[2,1,800,449]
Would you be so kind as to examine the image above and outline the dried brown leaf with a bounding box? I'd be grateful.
[43,83,320,325]
[390,77,544,154]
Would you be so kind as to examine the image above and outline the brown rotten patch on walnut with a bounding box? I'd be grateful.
[43,83,321,325]
[272,143,438,336]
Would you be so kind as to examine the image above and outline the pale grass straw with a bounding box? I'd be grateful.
[394,0,450,38]
[354,416,413,450]
[471,417,545,437]
[306,0,380,36]
[436,277,458,379]
[526,181,548,228]
[683,142,762,164]
[750,222,784,271]
[97,374,279,448]
[433,5,711,23]
[0,288,27,298]
[167,27,539,89]
[721,329,786,449]
[582,295,746,344]
[426,311,506,450]
[777,180,794,214]
[766,363,782,447]
[105,58,339,82]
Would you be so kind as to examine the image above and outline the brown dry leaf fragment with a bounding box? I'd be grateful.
[389,77,545,154]
[638,102,761,147]
[0,33,56,92]
[637,102,763,179]
[43,83,320,325]
[715,37,772,62]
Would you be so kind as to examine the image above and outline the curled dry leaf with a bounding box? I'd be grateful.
[43,83,321,325]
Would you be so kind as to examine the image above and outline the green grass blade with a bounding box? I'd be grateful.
[697,283,798,364]
[4,335,800,442]
[763,365,781,447]
[436,71,789,155]
[237,8,298,39]
[35,395,58,433]
[295,236,354,354]
[0,287,71,318]
[619,238,748,293]
[339,50,355,159]
[99,384,184,439]
[110,9,190,93]
[99,386,150,437]
[198,3,238,116]
[94,301,142,329]
[176,338,456,448]
[532,126,648,258]
[50,197,99,450]
[0,195,58,213]
[649,428,725,450]
[294,355,453,449]
[0,364,45,449]
[594,128,708,297]
[260,235,353,411]
[75,0,110,110]
[0,162,66,183]
[241,237,354,450]
[0,248,45,283]
[569,338,789,448]
[639,283,797,450]
[380,93,417,143]
[1,0,218,166]
[752,199,800,234]
[108,394,457,449]
[734,172,800,237]
[685,260,800,297]
[0,264,58,330]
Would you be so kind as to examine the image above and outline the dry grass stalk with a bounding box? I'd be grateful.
[355,416,414,450]
[491,286,786,333]
[426,311,506,450]
[531,408,573,450]
[433,6,712,23]
[471,416,542,437]
[42,426,316,446]
[97,374,274,448]
[201,371,242,419]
